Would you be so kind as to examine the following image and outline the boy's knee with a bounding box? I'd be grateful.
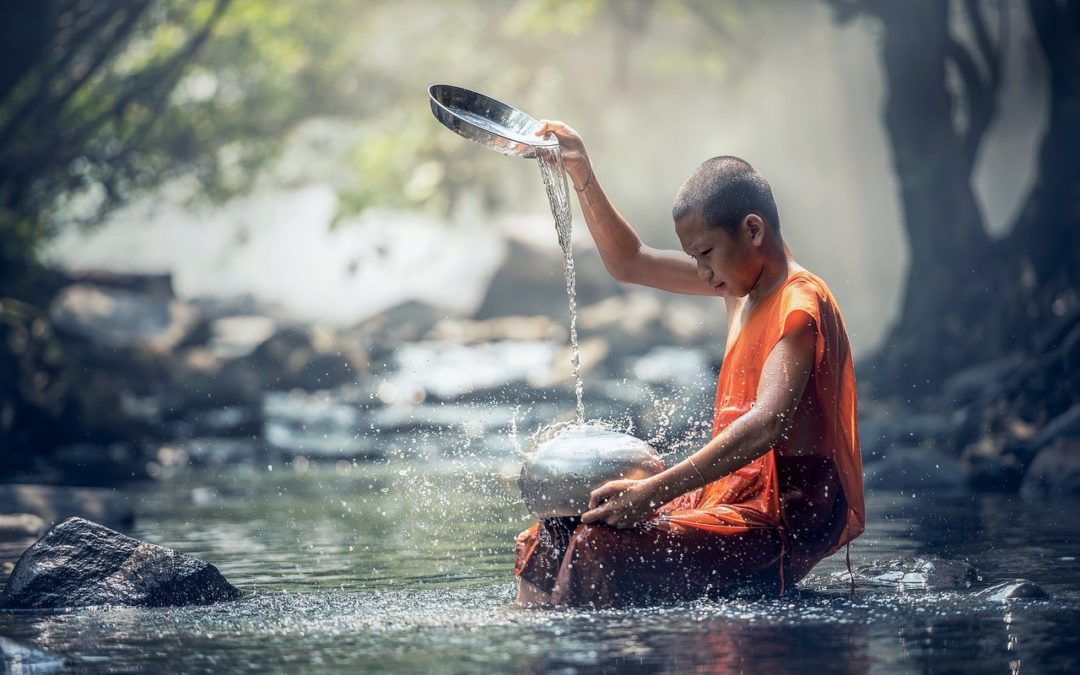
[568,523,617,552]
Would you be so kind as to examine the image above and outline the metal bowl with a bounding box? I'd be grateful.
[519,425,666,518]
[428,84,559,159]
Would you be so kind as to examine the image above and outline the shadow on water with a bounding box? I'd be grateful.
[2,462,1079,672]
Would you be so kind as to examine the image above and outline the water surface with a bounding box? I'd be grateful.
[2,462,1078,673]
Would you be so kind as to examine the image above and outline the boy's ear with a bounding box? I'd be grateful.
[743,214,764,245]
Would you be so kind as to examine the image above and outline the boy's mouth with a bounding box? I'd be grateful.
[713,281,726,292]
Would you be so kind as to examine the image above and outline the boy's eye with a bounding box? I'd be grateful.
[700,248,713,257]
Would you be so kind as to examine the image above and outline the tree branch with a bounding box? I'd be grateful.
[682,0,732,39]
[945,36,996,170]
[55,0,231,167]
[961,0,1001,85]
[0,2,151,152]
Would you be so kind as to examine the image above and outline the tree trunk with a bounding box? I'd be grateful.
[1005,0,1080,295]
[864,1,994,394]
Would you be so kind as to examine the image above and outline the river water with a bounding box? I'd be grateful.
[1,460,1078,673]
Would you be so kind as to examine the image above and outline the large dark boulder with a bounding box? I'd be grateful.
[0,517,241,609]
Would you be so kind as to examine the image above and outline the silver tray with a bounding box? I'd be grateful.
[428,84,558,159]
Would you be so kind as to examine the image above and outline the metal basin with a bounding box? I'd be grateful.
[428,84,558,159]
[519,425,666,518]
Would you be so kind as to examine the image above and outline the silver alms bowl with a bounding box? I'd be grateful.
[519,425,666,518]
[428,84,559,159]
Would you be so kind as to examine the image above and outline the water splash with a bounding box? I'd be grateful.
[536,145,584,423]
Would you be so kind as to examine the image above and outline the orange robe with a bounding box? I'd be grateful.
[515,270,865,607]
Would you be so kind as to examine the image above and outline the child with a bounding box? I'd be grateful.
[514,121,865,608]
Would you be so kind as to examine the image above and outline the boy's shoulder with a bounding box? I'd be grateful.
[780,268,829,303]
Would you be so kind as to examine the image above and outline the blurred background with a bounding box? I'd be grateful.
[1,0,1077,500]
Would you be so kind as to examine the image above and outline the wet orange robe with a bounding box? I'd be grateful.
[515,270,865,607]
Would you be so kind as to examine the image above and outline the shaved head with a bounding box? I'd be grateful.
[672,156,780,235]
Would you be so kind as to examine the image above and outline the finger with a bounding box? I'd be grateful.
[581,502,610,525]
[534,119,574,139]
[588,487,608,510]
[588,483,620,509]
[580,507,599,524]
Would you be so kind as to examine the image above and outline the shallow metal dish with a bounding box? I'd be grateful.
[519,425,666,518]
[428,84,558,159]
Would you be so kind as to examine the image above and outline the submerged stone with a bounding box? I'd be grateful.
[852,556,983,590]
[0,636,64,672]
[0,517,241,610]
[975,579,1048,602]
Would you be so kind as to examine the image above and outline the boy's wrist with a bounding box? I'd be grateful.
[573,166,594,192]
[640,472,672,505]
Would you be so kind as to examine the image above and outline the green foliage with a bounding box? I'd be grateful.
[0,0,763,288]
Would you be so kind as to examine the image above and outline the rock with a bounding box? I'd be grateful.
[168,347,261,409]
[350,301,445,362]
[0,484,134,531]
[0,513,45,540]
[851,556,983,590]
[857,405,961,463]
[0,298,72,457]
[974,579,1048,602]
[49,284,198,353]
[1029,404,1080,451]
[0,517,242,609]
[207,315,278,358]
[227,327,366,392]
[577,292,671,360]
[59,270,175,298]
[961,442,1024,492]
[173,405,263,439]
[43,443,148,487]
[941,353,1025,405]
[863,446,968,491]
[1022,438,1080,496]
[473,241,621,320]
[0,636,64,673]
[426,315,565,344]
[630,346,713,387]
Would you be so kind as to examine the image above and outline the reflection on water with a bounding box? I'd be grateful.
[2,463,1079,673]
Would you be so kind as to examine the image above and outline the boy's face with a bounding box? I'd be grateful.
[675,208,765,298]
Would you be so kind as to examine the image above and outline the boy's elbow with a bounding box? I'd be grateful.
[606,248,643,284]
[608,262,635,284]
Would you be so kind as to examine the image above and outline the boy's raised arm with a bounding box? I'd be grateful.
[536,121,714,297]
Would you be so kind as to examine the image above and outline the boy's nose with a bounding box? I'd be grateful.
[697,263,713,281]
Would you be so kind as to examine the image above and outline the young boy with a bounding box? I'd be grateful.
[514,121,865,608]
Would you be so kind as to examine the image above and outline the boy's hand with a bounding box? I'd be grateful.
[534,120,592,190]
[581,478,658,529]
